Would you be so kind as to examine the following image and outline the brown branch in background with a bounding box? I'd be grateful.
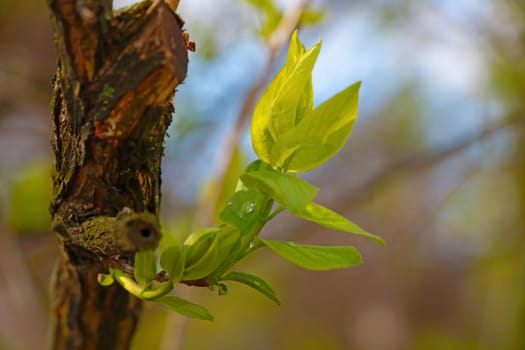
[200,0,309,225]
[344,110,525,207]
[401,164,479,242]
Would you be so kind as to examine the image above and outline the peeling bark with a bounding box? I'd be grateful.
[47,1,188,348]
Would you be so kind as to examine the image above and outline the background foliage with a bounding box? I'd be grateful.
[0,0,524,349]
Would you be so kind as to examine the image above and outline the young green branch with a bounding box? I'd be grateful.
[101,30,383,322]
[200,0,311,225]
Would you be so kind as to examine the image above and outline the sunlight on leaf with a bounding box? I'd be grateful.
[241,168,317,212]
[271,82,361,171]
[251,31,321,164]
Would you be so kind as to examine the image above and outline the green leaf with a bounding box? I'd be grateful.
[134,250,157,288]
[217,283,228,295]
[183,228,220,267]
[215,227,241,258]
[183,228,221,280]
[9,161,52,232]
[299,9,325,26]
[111,268,143,297]
[160,246,183,281]
[97,273,115,287]
[183,227,240,280]
[271,81,361,172]
[219,190,267,233]
[157,295,214,321]
[244,0,282,39]
[251,31,321,164]
[221,271,280,305]
[211,227,242,276]
[112,268,174,301]
[244,159,274,173]
[260,239,362,270]
[285,31,314,127]
[293,203,385,246]
[240,168,317,212]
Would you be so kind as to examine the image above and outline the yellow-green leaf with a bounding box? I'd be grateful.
[240,168,317,212]
[294,202,385,246]
[251,31,321,164]
[261,239,362,270]
[221,271,280,305]
[219,189,267,233]
[271,81,361,171]
[160,246,184,282]
[97,273,115,287]
[158,295,214,321]
[134,250,157,288]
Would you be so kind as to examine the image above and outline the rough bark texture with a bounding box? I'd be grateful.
[47,0,188,348]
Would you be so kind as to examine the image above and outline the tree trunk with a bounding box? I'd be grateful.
[47,0,188,348]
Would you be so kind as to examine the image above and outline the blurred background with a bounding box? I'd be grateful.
[1,0,524,349]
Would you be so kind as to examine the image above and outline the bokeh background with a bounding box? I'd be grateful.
[1,0,524,349]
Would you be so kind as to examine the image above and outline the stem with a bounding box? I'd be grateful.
[235,238,266,262]
[266,205,285,223]
[240,198,274,254]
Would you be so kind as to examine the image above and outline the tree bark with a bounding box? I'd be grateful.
[47,0,188,348]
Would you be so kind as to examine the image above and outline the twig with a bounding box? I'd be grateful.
[108,256,212,286]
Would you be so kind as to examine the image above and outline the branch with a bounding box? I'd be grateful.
[48,0,112,82]
[48,1,189,348]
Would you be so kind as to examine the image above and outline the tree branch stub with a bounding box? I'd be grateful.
[48,1,189,348]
